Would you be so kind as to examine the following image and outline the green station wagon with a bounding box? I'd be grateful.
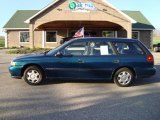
[9,37,156,87]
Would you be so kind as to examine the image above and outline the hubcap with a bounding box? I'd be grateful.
[26,70,41,83]
[117,71,132,85]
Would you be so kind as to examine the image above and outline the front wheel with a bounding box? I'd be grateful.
[23,66,43,85]
[113,68,134,87]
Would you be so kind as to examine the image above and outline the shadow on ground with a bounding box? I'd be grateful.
[0,79,160,120]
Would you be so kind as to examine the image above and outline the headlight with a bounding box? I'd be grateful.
[11,61,16,66]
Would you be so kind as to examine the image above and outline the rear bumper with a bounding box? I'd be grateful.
[137,67,156,78]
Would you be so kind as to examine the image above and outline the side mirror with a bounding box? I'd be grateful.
[55,51,63,57]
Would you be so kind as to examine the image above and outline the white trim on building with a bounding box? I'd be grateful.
[25,0,59,23]
[5,32,8,48]
[102,0,136,23]
[132,28,154,31]
[4,28,29,30]
[42,31,45,48]
[115,31,118,38]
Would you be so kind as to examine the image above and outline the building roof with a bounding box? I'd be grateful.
[3,10,39,29]
[123,10,155,30]
[3,10,155,30]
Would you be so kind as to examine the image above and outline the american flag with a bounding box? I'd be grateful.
[74,27,84,38]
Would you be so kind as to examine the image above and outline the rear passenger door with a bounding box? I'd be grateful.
[79,40,120,80]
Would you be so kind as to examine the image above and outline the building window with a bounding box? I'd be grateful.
[46,31,57,42]
[20,32,29,42]
[132,31,139,40]
[102,31,115,38]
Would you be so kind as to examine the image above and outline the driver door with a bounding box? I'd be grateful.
[53,40,89,78]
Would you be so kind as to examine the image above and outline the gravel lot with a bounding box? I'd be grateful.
[0,50,160,120]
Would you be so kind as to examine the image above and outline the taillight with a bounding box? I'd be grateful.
[147,55,154,62]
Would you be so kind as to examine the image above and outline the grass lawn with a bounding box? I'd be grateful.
[153,37,160,44]
[0,39,5,47]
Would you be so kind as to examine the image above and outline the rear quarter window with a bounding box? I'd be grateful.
[112,41,144,55]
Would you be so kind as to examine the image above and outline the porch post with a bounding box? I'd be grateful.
[42,31,45,48]
[4,31,8,48]
[67,28,69,37]
[126,23,132,38]
[29,24,34,48]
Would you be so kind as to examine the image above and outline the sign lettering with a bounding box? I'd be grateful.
[69,0,96,11]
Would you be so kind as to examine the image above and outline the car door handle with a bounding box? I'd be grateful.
[112,60,120,63]
[78,59,85,63]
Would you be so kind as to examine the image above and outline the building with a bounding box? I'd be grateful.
[3,0,155,48]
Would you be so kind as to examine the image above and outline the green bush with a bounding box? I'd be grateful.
[6,48,51,54]
[0,39,5,47]
[10,46,19,49]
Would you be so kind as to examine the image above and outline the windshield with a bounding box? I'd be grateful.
[46,40,71,55]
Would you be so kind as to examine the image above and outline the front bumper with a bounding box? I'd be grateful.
[9,66,23,78]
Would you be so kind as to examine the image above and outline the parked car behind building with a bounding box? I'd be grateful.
[153,43,160,52]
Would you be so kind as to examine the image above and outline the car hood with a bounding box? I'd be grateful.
[13,53,47,62]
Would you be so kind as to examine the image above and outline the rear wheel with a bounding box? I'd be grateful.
[23,66,43,85]
[113,68,134,87]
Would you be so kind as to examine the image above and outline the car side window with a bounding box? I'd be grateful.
[89,41,115,56]
[62,41,88,56]
[112,42,144,55]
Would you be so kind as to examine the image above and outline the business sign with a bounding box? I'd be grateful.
[68,0,96,11]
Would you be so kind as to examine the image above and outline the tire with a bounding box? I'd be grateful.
[23,66,43,85]
[113,68,134,87]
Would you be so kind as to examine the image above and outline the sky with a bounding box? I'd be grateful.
[0,0,160,36]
